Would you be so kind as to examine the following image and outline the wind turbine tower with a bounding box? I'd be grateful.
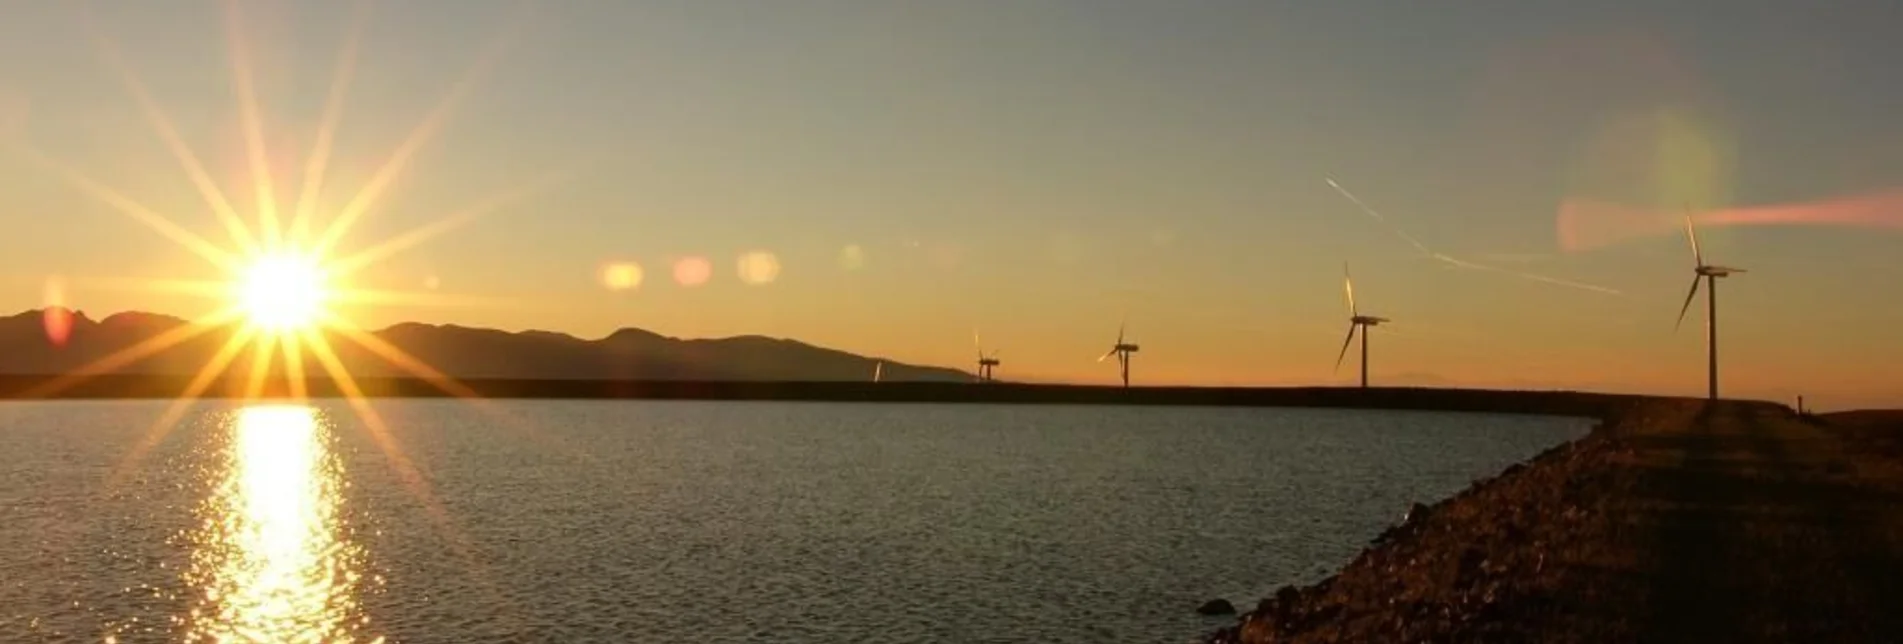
[974,332,1002,382]
[1335,263,1390,388]
[1099,323,1140,387]
[1674,213,1746,400]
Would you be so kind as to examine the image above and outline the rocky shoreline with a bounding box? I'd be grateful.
[1202,398,1708,643]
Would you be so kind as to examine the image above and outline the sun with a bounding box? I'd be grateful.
[21,0,562,429]
[236,251,330,333]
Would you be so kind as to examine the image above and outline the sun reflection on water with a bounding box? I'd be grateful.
[188,405,379,643]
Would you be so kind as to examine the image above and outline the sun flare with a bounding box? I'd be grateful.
[15,10,563,638]
[21,0,557,414]
[236,252,330,333]
[24,5,567,561]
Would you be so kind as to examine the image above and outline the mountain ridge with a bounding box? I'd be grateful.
[1,307,971,383]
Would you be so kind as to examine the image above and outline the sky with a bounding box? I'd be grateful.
[1,1,1899,409]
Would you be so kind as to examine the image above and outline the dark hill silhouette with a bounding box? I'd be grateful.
[0,308,971,383]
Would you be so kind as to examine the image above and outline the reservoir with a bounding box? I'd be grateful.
[0,400,1588,643]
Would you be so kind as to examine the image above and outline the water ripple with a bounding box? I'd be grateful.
[0,400,1585,643]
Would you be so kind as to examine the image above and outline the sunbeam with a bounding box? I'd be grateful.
[105,326,258,489]
[222,0,284,247]
[31,4,567,589]
[20,308,245,399]
[20,146,247,273]
[279,332,310,401]
[296,328,499,577]
[17,7,578,638]
[289,0,371,243]
[37,0,548,412]
[327,171,572,278]
[78,3,258,253]
[323,315,482,399]
[310,5,532,259]
[297,329,419,492]
[324,312,602,465]
[57,276,233,300]
[242,333,279,400]
[327,287,513,309]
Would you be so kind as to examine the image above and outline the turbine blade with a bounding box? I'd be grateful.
[1099,347,1118,363]
[1116,321,1125,346]
[1674,275,1703,331]
[1684,209,1703,267]
[1343,262,1357,316]
[1334,324,1357,372]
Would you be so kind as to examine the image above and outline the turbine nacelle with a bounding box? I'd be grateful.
[1100,323,1138,387]
[1351,315,1388,326]
[1099,323,1140,361]
[1697,265,1746,277]
[972,331,1003,380]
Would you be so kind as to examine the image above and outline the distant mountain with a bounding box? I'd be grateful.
[0,308,972,383]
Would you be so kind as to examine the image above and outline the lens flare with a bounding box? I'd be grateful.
[41,276,74,347]
[736,251,781,285]
[837,244,866,271]
[1558,188,1903,252]
[9,9,575,639]
[600,261,644,291]
[673,256,711,287]
[15,7,570,606]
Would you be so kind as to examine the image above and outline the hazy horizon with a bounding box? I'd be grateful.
[3,1,1899,408]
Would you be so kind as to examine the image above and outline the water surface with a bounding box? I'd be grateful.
[0,400,1588,642]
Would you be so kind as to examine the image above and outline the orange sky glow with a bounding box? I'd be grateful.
[1,2,1899,410]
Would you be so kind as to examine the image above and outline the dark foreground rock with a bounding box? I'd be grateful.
[1197,599,1237,615]
[1204,399,1903,643]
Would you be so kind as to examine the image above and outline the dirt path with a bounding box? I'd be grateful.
[1207,400,1903,643]
[1636,403,1903,641]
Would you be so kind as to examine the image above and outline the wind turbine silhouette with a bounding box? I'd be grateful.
[1334,263,1389,388]
[1098,323,1139,387]
[1674,211,1745,400]
[973,331,1002,382]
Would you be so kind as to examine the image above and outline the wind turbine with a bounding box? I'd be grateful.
[973,332,1002,383]
[1098,323,1140,387]
[1334,263,1389,388]
[1674,212,1745,400]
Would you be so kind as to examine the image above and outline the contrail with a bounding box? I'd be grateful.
[1327,177,1432,256]
[1325,177,1624,297]
[1428,251,1624,296]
